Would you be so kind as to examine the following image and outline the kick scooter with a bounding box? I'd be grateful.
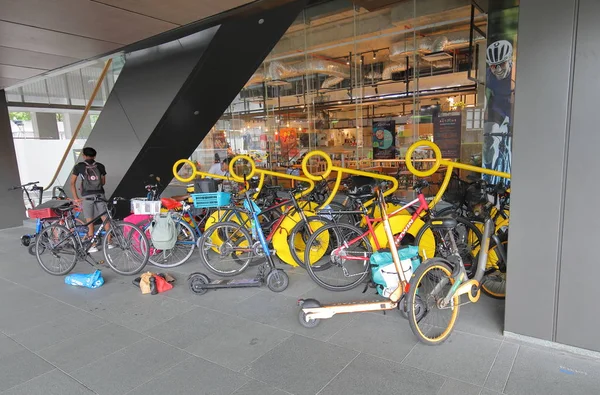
[188,189,289,295]
[297,187,427,327]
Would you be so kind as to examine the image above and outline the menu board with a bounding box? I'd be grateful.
[433,112,462,158]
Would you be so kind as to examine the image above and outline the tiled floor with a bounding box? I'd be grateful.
[1,226,599,395]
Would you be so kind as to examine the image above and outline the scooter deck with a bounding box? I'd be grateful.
[202,278,263,289]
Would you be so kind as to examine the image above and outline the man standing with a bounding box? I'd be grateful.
[70,147,107,252]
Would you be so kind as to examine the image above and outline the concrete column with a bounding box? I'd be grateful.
[0,90,27,228]
[31,112,59,139]
[63,113,92,140]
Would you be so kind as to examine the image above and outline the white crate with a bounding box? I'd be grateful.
[131,199,161,215]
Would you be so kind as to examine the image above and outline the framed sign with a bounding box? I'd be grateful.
[433,112,461,158]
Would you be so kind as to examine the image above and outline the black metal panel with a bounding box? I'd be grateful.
[111,0,307,198]
[0,90,27,229]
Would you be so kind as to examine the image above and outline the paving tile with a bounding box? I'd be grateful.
[127,356,249,395]
[454,296,505,340]
[70,338,189,395]
[0,298,78,336]
[256,270,319,297]
[145,306,243,349]
[484,341,519,392]
[244,334,358,395]
[2,369,94,395]
[403,331,502,386]
[437,378,482,395]
[37,322,145,372]
[480,390,503,395]
[164,277,262,310]
[0,285,52,317]
[11,309,107,352]
[0,333,24,359]
[231,380,289,395]
[0,349,54,392]
[328,312,417,363]
[504,345,600,395]
[186,319,293,371]
[224,290,355,341]
[319,353,445,395]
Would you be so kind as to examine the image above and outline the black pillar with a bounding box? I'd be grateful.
[77,0,307,198]
[0,91,26,229]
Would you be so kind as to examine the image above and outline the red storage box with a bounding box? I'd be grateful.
[27,208,59,219]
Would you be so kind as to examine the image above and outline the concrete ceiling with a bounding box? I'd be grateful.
[0,0,255,90]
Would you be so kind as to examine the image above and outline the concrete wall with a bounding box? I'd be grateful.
[506,0,600,352]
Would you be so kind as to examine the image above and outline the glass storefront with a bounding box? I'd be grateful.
[187,0,517,193]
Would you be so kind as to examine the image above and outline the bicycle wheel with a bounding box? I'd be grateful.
[414,216,482,277]
[103,222,149,275]
[199,221,253,277]
[320,201,359,226]
[481,236,508,299]
[288,216,331,268]
[304,223,371,291]
[407,258,460,345]
[36,224,78,276]
[147,220,196,268]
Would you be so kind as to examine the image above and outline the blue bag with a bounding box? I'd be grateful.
[370,246,420,297]
[65,270,105,289]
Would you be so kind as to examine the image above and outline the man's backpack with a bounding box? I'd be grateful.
[149,213,178,250]
[82,162,103,192]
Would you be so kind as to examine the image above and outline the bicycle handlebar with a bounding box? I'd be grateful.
[8,181,40,191]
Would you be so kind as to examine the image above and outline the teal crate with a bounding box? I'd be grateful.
[191,192,231,208]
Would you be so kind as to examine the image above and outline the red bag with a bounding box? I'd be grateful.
[153,275,173,293]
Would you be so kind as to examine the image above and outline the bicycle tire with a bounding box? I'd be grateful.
[480,235,508,299]
[304,223,371,291]
[414,216,482,277]
[407,258,460,345]
[139,219,196,268]
[103,222,149,275]
[36,224,78,276]
[288,216,332,268]
[199,221,253,277]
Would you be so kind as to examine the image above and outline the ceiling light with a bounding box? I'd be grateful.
[373,51,377,60]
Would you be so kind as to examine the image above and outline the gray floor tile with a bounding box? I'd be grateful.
[244,334,358,395]
[437,378,482,395]
[0,349,54,392]
[70,338,189,395]
[504,345,600,395]
[256,270,319,297]
[37,322,145,372]
[145,306,243,349]
[2,369,94,395]
[11,309,106,351]
[231,380,289,395]
[328,312,417,363]
[484,341,519,392]
[164,279,262,310]
[319,352,445,395]
[0,333,24,359]
[403,331,502,386]
[454,296,505,340]
[127,356,249,395]
[0,298,79,336]
[186,319,293,371]
[480,390,503,395]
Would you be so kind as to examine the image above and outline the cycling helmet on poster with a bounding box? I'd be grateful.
[486,40,513,79]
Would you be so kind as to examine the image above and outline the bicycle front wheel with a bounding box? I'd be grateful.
[36,224,78,276]
[147,219,196,268]
[407,258,460,345]
[288,216,331,268]
[199,221,253,277]
[304,223,371,291]
[103,222,149,275]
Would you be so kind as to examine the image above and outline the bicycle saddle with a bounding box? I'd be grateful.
[161,197,182,210]
[430,217,458,229]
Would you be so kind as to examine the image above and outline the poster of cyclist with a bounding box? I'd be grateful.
[483,2,519,186]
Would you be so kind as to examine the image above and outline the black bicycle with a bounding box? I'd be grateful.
[35,195,150,276]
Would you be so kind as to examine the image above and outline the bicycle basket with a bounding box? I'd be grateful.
[27,200,72,219]
[442,174,467,204]
[191,192,231,208]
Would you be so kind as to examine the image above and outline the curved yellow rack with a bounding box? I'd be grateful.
[301,150,399,210]
[405,140,511,208]
[172,159,235,184]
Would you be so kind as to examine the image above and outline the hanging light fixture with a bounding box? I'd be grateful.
[372,51,377,60]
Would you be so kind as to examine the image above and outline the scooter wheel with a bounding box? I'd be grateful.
[298,309,320,328]
[398,294,409,320]
[28,244,37,256]
[21,235,31,247]
[412,294,426,322]
[188,273,210,295]
[266,269,288,292]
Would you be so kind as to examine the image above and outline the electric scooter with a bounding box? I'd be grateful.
[188,189,289,294]
[297,187,427,327]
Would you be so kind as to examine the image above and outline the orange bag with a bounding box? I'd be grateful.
[153,274,173,293]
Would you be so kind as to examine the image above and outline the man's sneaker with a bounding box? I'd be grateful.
[107,242,116,250]
[88,244,99,253]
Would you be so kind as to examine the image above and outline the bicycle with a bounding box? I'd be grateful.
[35,195,150,276]
[10,181,44,247]
[405,210,498,345]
